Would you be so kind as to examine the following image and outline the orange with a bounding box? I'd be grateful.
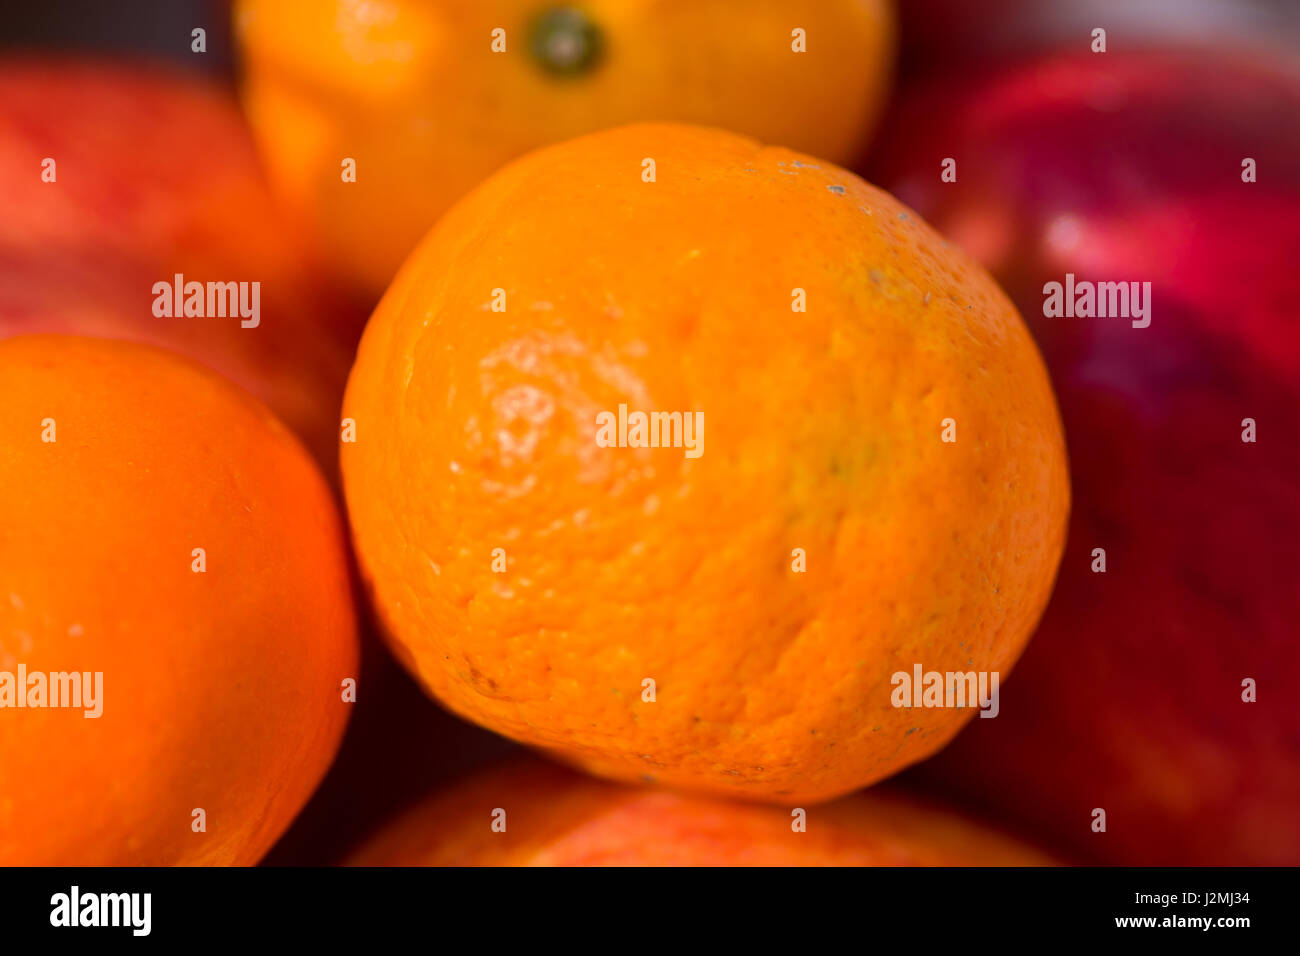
[341,123,1070,803]
[234,0,896,291]
[0,335,358,864]
[348,758,1056,865]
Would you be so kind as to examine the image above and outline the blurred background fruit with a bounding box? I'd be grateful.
[875,48,1300,864]
[0,16,520,866]
[0,59,366,478]
[895,0,1300,79]
[348,757,1056,865]
[234,0,897,292]
[262,636,517,866]
[341,121,1069,804]
[0,0,233,72]
[0,335,358,865]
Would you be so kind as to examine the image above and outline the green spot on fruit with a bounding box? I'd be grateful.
[529,7,604,77]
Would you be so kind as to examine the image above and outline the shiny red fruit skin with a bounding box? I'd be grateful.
[875,48,1300,865]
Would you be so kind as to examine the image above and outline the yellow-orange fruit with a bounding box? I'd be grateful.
[349,759,1056,865]
[342,123,1070,803]
[235,0,897,290]
[0,335,358,865]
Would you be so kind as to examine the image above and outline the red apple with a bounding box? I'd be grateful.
[0,58,368,476]
[874,48,1300,864]
[895,0,1298,77]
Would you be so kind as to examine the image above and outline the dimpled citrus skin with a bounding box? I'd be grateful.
[348,759,1056,866]
[341,123,1069,803]
[235,0,895,291]
[0,336,358,865]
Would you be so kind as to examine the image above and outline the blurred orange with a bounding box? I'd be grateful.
[341,122,1070,803]
[0,335,358,865]
[234,0,897,291]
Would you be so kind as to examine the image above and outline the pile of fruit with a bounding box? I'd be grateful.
[1,0,1295,866]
